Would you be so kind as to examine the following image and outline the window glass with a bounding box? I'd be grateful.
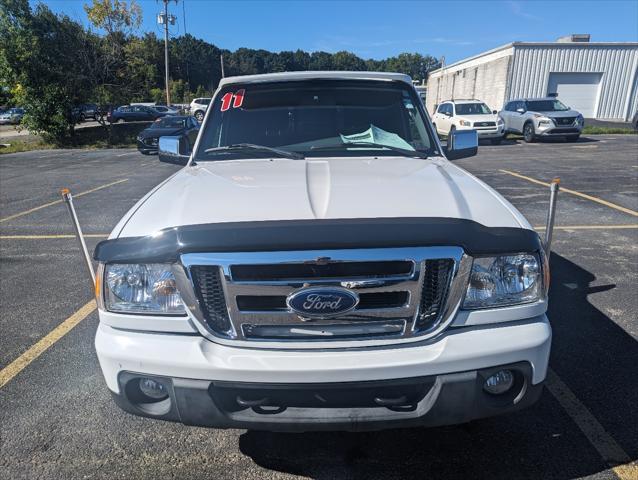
[195,80,437,160]
[526,100,569,112]
[455,103,492,115]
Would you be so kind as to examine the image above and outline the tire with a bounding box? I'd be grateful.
[565,135,580,142]
[79,113,85,122]
[490,138,502,145]
[194,110,204,122]
[523,122,536,143]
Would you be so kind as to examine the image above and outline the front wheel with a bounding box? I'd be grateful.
[194,111,204,122]
[523,122,536,143]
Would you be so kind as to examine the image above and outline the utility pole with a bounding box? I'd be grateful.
[157,1,176,105]
[220,54,225,78]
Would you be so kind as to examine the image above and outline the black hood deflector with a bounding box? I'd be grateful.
[94,218,543,264]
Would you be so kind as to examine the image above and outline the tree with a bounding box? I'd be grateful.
[84,0,141,35]
[384,53,440,82]
[1,0,100,141]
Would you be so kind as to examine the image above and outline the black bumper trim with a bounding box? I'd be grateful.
[111,362,543,432]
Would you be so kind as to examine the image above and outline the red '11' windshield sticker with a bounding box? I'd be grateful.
[220,89,245,111]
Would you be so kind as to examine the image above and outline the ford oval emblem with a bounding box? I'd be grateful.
[287,287,359,319]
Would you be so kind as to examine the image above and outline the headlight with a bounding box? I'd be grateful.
[497,117,504,126]
[104,264,186,314]
[576,114,584,125]
[459,120,471,127]
[463,254,543,309]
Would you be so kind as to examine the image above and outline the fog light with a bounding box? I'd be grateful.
[138,377,168,400]
[483,369,514,395]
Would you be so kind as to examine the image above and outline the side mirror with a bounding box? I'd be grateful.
[492,110,498,114]
[516,107,526,114]
[158,135,190,165]
[445,129,478,160]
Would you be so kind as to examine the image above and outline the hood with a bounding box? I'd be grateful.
[116,156,528,238]
[536,109,579,118]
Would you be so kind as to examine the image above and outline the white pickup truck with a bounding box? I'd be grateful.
[93,71,551,431]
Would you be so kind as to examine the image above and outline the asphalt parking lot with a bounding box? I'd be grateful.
[1,135,637,480]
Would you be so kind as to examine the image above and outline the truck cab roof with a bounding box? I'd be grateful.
[218,71,414,88]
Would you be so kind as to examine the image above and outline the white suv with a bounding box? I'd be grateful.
[189,98,211,122]
[432,100,504,145]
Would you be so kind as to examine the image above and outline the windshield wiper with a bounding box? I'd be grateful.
[311,141,429,159]
[204,143,304,160]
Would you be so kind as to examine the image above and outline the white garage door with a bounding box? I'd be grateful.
[547,72,602,118]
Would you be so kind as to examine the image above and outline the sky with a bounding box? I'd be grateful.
[40,0,638,63]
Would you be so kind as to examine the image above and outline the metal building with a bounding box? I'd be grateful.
[426,35,638,120]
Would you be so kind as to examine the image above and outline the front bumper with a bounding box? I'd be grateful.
[537,122,583,136]
[136,139,158,153]
[96,315,551,431]
[112,362,543,432]
[475,127,504,139]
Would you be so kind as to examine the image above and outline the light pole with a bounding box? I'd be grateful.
[157,1,176,105]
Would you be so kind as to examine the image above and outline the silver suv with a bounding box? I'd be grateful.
[189,98,211,122]
[499,97,584,142]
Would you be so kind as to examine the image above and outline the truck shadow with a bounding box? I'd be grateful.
[238,253,637,479]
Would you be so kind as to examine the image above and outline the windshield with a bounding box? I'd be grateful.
[151,117,187,129]
[526,100,569,112]
[195,80,437,161]
[455,103,492,115]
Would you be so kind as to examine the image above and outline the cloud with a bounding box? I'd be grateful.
[507,1,542,20]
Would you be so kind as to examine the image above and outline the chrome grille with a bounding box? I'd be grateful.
[553,116,576,126]
[178,247,471,347]
[190,265,232,335]
[416,259,454,331]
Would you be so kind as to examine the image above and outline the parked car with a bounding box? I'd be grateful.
[189,97,211,122]
[136,115,199,155]
[0,107,25,125]
[499,97,584,142]
[152,105,180,115]
[94,71,551,433]
[78,103,99,121]
[432,99,504,145]
[632,111,638,131]
[107,105,166,123]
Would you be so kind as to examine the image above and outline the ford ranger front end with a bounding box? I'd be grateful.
[93,72,551,431]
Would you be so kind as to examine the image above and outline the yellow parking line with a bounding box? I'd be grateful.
[533,224,638,231]
[0,178,128,223]
[0,300,96,389]
[546,369,634,478]
[500,169,638,217]
[0,234,108,239]
[613,462,638,480]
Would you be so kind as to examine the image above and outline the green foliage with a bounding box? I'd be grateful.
[84,0,141,35]
[0,0,99,142]
[582,126,636,135]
